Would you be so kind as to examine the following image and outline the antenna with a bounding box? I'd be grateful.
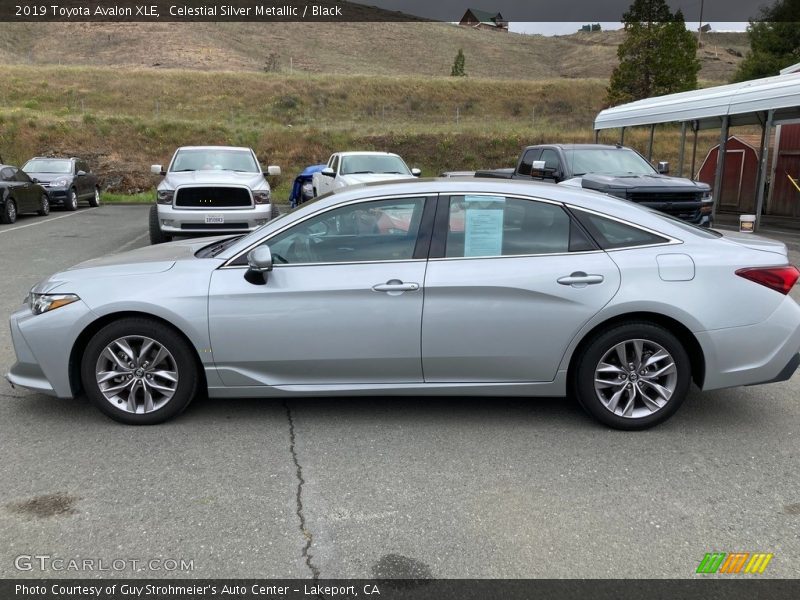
[698,0,705,48]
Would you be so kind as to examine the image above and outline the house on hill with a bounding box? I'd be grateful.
[459,8,508,32]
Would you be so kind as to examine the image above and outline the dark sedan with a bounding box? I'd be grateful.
[0,164,50,224]
[22,157,100,211]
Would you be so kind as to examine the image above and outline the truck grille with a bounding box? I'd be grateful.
[628,192,704,223]
[174,187,252,208]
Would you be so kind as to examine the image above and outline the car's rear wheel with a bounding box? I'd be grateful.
[573,322,690,430]
[66,189,78,211]
[271,203,281,219]
[148,204,171,244]
[2,198,17,224]
[80,318,199,425]
[89,187,101,207]
[38,194,50,216]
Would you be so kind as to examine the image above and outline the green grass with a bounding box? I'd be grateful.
[101,191,155,203]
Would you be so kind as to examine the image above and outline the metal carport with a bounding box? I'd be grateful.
[593,71,800,227]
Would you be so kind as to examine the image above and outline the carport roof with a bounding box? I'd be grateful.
[594,72,800,131]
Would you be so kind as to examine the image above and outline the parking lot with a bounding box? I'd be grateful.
[0,204,799,579]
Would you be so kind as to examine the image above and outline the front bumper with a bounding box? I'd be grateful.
[42,186,69,205]
[156,204,272,234]
[698,295,800,390]
[6,300,96,398]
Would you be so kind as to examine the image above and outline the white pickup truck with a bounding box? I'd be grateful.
[311,151,420,197]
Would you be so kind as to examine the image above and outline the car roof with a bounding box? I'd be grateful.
[525,144,629,151]
[335,151,400,157]
[175,146,253,151]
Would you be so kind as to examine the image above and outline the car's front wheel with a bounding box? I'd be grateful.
[66,189,78,211]
[573,322,690,430]
[81,318,199,425]
[89,187,101,207]
[2,198,17,224]
[38,194,50,216]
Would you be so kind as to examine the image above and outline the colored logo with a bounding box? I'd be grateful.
[696,552,773,574]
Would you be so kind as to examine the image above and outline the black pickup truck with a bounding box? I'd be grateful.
[476,144,713,227]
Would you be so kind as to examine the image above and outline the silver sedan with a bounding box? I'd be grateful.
[6,180,800,429]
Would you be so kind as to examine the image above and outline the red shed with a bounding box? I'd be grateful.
[770,123,800,218]
[697,135,764,214]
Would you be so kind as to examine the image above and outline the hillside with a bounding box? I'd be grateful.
[0,22,747,82]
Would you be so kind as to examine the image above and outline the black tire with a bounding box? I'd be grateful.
[38,193,50,216]
[1,198,17,224]
[89,187,101,207]
[572,322,691,430]
[80,317,199,425]
[148,204,171,244]
[271,203,281,219]
[65,189,78,211]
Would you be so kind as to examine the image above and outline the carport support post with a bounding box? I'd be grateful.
[711,116,730,221]
[678,122,687,177]
[690,121,699,180]
[754,109,774,229]
[647,124,655,161]
[594,129,599,143]
[620,127,625,145]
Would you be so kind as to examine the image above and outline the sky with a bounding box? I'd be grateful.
[509,22,748,35]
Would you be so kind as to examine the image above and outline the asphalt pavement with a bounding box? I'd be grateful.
[0,205,798,579]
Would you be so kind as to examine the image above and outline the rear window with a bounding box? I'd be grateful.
[575,210,669,250]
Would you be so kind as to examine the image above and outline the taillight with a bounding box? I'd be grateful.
[736,266,800,295]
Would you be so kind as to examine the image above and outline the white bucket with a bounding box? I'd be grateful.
[739,214,756,233]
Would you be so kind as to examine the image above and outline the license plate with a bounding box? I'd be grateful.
[205,215,224,224]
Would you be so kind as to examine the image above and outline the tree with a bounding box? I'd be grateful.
[606,0,700,106]
[732,0,800,82]
[451,48,466,77]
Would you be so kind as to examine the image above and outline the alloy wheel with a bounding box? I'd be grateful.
[593,338,678,419]
[94,336,179,414]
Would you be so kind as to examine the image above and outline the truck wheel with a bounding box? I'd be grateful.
[271,204,281,219]
[38,194,50,216]
[148,204,171,244]
[66,189,78,211]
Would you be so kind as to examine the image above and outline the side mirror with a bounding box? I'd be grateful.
[321,167,335,178]
[411,168,421,177]
[32,178,40,183]
[657,161,670,174]
[76,170,87,177]
[151,164,165,176]
[245,246,273,285]
[265,165,281,176]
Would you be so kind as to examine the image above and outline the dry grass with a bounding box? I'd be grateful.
[0,22,746,81]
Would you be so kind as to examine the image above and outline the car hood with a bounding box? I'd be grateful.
[33,237,226,293]
[578,173,711,192]
[339,173,415,185]
[23,172,69,184]
[161,170,268,190]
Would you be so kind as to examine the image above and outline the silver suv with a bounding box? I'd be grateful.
[149,146,281,244]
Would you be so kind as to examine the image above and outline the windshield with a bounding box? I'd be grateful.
[564,148,657,177]
[22,159,72,174]
[170,149,259,173]
[340,155,410,175]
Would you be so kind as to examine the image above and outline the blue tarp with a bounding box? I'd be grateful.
[288,164,326,208]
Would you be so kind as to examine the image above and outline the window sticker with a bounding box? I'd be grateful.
[463,195,505,257]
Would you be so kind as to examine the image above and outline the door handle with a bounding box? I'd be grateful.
[557,272,604,287]
[372,279,420,293]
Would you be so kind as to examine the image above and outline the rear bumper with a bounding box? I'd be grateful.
[698,296,800,390]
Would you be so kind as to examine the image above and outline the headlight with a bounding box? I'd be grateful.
[301,182,313,196]
[157,190,174,204]
[51,178,70,187]
[252,190,271,204]
[29,293,80,315]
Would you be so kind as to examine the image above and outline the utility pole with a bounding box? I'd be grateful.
[698,0,705,48]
